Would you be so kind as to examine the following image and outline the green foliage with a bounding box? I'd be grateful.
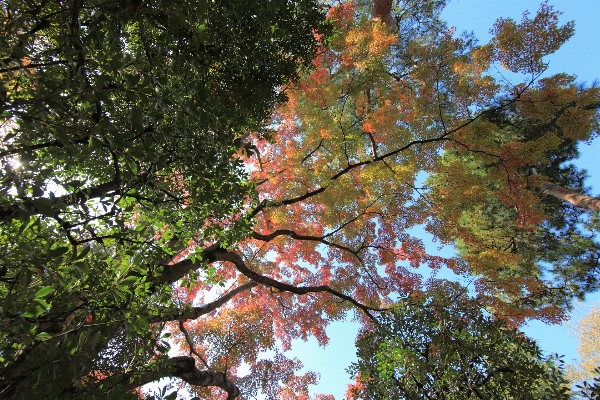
[348,281,571,399]
[426,83,600,321]
[576,367,600,399]
[0,0,328,397]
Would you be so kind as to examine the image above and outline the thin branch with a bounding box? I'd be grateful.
[178,320,210,369]
[212,249,383,320]
[251,229,363,259]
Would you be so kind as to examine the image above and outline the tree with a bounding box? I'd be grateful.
[243,0,599,332]
[1,0,599,399]
[567,302,600,387]
[574,367,600,399]
[346,281,571,399]
[0,0,328,398]
[425,75,600,323]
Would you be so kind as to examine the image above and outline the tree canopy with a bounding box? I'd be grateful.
[1,0,599,399]
[347,281,570,399]
[0,0,329,398]
[567,302,600,391]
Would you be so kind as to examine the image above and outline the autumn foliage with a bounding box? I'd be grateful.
[153,1,600,397]
[160,1,600,397]
[2,0,599,399]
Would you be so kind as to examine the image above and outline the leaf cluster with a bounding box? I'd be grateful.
[348,281,571,399]
[0,0,329,398]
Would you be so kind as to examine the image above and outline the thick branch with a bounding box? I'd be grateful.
[372,0,395,30]
[159,243,386,319]
[148,243,222,288]
[0,135,89,158]
[94,356,241,400]
[540,182,600,212]
[150,281,258,323]
[0,166,153,221]
[0,178,121,220]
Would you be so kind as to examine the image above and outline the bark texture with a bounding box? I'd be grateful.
[541,182,600,212]
[372,0,395,29]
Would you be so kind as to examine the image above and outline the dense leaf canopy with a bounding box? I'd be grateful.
[0,0,328,398]
[0,0,599,399]
[347,282,570,399]
[567,302,600,390]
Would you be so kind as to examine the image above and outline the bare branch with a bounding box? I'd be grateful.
[178,320,210,369]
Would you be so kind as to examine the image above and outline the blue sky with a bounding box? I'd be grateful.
[286,1,600,399]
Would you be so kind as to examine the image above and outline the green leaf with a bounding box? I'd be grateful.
[87,331,103,348]
[78,331,89,349]
[54,130,71,146]
[88,136,104,150]
[35,298,50,308]
[32,185,44,197]
[35,332,53,341]
[131,109,144,130]
[75,245,91,261]
[21,305,45,318]
[48,246,70,258]
[31,198,55,217]
[120,276,138,286]
[34,286,54,299]
[135,316,150,329]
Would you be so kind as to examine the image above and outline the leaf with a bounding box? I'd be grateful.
[135,316,150,329]
[87,332,103,348]
[21,305,45,318]
[35,332,53,341]
[120,276,138,286]
[31,198,55,217]
[74,245,91,261]
[34,286,54,299]
[31,185,44,197]
[35,298,50,309]
[78,331,89,349]
[48,246,70,258]
[88,136,104,150]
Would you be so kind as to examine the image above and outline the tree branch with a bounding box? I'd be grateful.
[251,229,363,260]
[212,249,382,320]
[178,320,210,369]
[92,356,241,400]
[150,281,258,323]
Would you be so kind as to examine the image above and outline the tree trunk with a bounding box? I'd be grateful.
[372,0,395,30]
[540,182,600,212]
